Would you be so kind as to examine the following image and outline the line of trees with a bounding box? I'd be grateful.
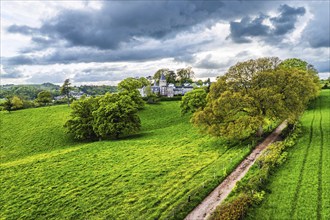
[153,67,195,85]
[1,90,54,112]
[182,57,320,141]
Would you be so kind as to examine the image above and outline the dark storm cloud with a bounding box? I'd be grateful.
[303,4,330,48]
[229,14,271,43]
[195,54,225,69]
[229,4,305,43]
[5,56,35,65]
[174,54,197,64]
[1,67,24,78]
[270,4,305,35]
[7,25,39,35]
[5,36,211,66]
[312,60,330,73]
[7,1,276,52]
[8,1,225,50]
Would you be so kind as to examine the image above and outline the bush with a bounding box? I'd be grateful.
[159,96,182,101]
[211,193,252,220]
[64,93,141,140]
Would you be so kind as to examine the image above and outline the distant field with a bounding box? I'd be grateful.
[247,89,330,219]
[1,101,254,219]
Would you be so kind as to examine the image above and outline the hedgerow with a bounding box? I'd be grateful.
[209,122,302,220]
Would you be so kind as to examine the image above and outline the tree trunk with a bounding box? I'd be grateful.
[67,94,70,107]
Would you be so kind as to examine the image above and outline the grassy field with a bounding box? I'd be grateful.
[247,89,330,220]
[1,101,255,219]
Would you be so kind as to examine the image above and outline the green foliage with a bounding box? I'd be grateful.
[180,88,207,115]
[118,77,146,109]
[192,57,320,141]
[11,96,24,110]
[118,77,146,91]
[77,85,117,95]
[22,100,35,109]
[0,83,60,100]
[36,90,52,106]
[64,96,99,140]
[153,68,177,84]
[2,97,14,112]
[177,66,195,84]
[92,93,141,139]
[65,93,141,140]
[120,89,145,109]
[257,142,287,169]
[211,193,252,220]
[145,85,159,104]
[1,101,254,219]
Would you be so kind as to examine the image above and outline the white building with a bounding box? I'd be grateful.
[139,73,193,97]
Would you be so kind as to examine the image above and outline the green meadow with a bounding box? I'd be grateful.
[1,101,253,219]
[247,89,330,220]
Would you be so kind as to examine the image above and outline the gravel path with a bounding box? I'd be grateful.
[185,121,288,220]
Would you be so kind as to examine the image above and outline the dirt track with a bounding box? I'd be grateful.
[185,121,288,220]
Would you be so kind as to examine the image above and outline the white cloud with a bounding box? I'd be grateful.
[1,1,329,85]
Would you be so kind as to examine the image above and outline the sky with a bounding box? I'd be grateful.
[1,0,329,85]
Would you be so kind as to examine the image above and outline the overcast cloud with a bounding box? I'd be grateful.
[1,0,329,85]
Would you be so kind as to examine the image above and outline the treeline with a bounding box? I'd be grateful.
[0,83,117,112]
[0,83,117,100]
[0,83,60,100]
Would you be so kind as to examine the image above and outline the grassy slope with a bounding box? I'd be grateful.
[247,89,330,220]
[1,102,252,220]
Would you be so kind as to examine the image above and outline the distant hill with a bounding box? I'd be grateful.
[0,83,117,100]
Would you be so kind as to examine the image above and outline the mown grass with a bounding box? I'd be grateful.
[1,101,254,219]
[247,89,330,219]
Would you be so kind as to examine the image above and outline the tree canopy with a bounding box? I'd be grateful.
[180,89,207,115]
[117,77,148,109]
[152,67,194,85]
[192,57,320,141]
[92,93,141,139]
[36,90,52,106]
[64,96,100,140]
[153,68,177,84]
[64,93,141,140]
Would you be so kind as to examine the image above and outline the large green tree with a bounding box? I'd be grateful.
[118,77,147,109]
[177,67,195,84]
[3,97,14,112]
[64,93,141,140]
[36,90,52,106]
[192,57,320,141]
[92,93,141,139]
[64,96,100,140]
[153,69,177,84]
[11,96,24,110]
[180,89,207,115]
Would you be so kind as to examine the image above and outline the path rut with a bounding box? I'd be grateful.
[185,121,288,220]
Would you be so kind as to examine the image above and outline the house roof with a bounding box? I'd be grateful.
[160,73,166,81]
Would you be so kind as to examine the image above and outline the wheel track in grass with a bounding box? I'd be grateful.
[152,147,235,215]
[290,104,316,218]
[317,96,323,220]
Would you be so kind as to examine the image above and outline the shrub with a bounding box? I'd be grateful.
[211,193,252,220]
